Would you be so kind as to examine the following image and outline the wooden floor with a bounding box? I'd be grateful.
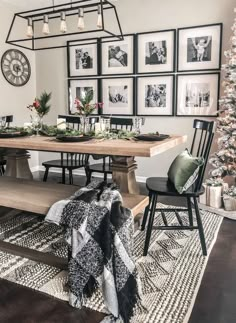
[0,172,235,323]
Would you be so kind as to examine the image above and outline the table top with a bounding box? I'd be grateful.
[0,135,187,157]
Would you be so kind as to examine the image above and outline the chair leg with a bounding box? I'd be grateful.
[2,165,5,175]
[193,197,207,256]
[86,170,92,185]
[104,172,107,182]
[141,191,152,231]
[143,193,158,256]
[62,168,66,185]
[43,167,49,182]
[69,169,73,185]
[187,197,194,229]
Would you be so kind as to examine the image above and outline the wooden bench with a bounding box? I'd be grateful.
[0,177,148,269]
[0,177,148,217]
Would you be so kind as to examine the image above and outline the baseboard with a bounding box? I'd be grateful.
[31,165,147,184]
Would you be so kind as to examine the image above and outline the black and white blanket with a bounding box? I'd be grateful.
[45,181,141,323]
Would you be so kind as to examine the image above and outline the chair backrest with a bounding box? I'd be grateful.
[58,115,98,162]
[58,115,99,131]
[190,119,215,191]
[110,117,134,131]
[0,115,13,128]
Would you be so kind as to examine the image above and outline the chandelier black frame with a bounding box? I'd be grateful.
[6,0,123,51]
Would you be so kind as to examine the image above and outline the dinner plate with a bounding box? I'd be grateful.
[135,134,170,141]
[56,135,92,142]
[0,132,28,138]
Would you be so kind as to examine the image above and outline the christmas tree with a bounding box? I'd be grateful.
[209,14,236,184]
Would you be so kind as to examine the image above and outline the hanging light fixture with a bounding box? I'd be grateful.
[6,0,124,51]
[60,12,67,33]
[97,5,103,29]
[42,15,50,35]
[78,8,85,30]
[26,18,33,38]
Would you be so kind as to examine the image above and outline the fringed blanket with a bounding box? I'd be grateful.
[45,181,141,323]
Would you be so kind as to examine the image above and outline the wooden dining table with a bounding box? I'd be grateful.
[0,134,187,194]
[0,134,187,270]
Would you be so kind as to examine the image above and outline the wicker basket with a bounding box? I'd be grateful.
[223,195,236,211]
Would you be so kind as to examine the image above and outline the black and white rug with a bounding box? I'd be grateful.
[0,205,222,323]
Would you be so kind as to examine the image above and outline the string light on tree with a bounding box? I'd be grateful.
[209,10,236,187]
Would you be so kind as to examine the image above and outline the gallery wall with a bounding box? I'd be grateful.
[35,0,235,179]
[0,2,38,168]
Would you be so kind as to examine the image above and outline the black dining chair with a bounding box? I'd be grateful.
[0,115,13,128]
[42,115,99,185]
[141,119,215,257]
[0,115,13,176]
[85,117,134,184]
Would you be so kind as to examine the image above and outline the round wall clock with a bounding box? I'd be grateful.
[1,49,31,87]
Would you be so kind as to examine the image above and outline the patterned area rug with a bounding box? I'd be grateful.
[0,205,222,323]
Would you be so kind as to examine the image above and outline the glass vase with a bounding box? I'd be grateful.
[80,115,90,134]
[31,115,43,136]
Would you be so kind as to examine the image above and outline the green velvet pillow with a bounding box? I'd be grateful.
[167,149,204,194]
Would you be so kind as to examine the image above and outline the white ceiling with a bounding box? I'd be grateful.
[0,0,118,10]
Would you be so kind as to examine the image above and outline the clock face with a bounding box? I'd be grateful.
[1,49,31,87]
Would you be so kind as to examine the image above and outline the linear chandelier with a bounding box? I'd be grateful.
[6,0,123,51]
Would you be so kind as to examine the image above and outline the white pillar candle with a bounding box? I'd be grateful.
[57,118,66,130]
[95,122,101,134]
[24,122,32,129]
[209,186,222,209]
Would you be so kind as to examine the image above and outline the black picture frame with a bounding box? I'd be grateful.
[136,29,176,74]
[175,72,220,117]
[68,78,100,115]
[177,23,223,72]
[67,39,101,78]
[100,76,136,116]
[136,74,175,117]
[101,34,135,76]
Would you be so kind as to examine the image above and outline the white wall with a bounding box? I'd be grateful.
[35,0,234,178]
[0,2,38,168]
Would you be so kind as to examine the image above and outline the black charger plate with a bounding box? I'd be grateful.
[56,135,92,142]
[135,134,170,141]
[0,132,28,138]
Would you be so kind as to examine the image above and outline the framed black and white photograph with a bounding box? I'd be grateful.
[176,73,220,116]
[101,77,135,115]
[137,75,175,116]
[177,24,222,72]
[101,35,134,75]
[136,29,176,74]
[67,39,99,77]
[68,78,99,114]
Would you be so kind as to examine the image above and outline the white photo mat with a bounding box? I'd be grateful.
[69,42,98,77]
[137,75,174,116]
[138,30,175,73]
[102,78,134,115]
[69,79,98,114]
[101,36,134,75]
[178,24,222,71]
[177,74,219,116]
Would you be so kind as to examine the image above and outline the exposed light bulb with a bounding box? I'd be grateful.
[26,18,33,38]
[60,12,67,33]
[97,5,103,29]
[42,15,50,35]
[78,8,84,30]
